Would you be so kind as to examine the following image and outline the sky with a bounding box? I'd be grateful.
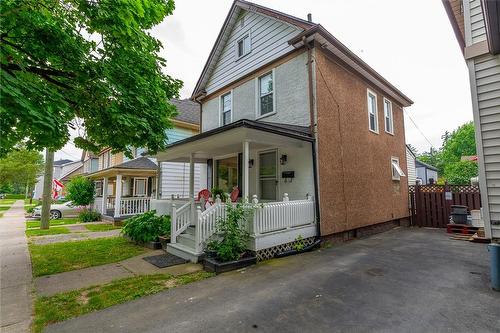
[54,0,473,161]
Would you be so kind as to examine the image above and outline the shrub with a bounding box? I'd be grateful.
[79,208,101,222]
[122,211,171,243]
[211,187,228,201]
[26,206,35,214]
[208,202,255,262]
[66,176,95,206]
[5,194,24,199]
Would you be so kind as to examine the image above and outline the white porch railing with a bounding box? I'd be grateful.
[170,194,316,254]
[170,201,192,244]
[119,197,151,216]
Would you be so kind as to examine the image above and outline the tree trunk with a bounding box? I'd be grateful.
[40,149,54,230]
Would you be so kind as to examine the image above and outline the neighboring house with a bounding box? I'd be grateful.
[406,145,417,186]
[155,0,413,262]
[33,159,83,199]
[443,0,500,239]
[88,99,206,221]
[415,160,439,185]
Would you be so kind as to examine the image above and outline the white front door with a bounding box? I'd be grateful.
[259,150,278,201]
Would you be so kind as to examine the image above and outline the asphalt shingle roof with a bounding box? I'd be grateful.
[171,99,200,125]
[114,157,157,170]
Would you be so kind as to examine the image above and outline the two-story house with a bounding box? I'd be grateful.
[155,0,413,262]
[443,0,500,240]
[33,158,83,200]
[87,99,206,221]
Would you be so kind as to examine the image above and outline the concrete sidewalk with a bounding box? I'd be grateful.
[0,200,32,333]
[46,228,500,333]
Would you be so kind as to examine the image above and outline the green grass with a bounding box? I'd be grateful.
[29,237,147,277]
[0,206,9,212]
[24,199,41,212]
[26,218,79,229]
[5,194,25,199]
[0,198,16,207]
[26,227,71,237]
[84,224,121,232]
[33,272,213,333]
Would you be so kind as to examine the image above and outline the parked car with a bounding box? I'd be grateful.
[32,201,79,219]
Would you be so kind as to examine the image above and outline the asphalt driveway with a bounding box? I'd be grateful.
[47,227,500,333]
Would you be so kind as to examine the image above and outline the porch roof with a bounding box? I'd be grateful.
[87,157,158,179]
[155,119,313,163]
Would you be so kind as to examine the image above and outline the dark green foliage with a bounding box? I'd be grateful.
[5,194,25,199]
[444,161,478,185]
[78,208,101,222]
[66,176,95,206]
[0,0,182,157]
[211,187,228,201]
[0,148,43,194]
[122,211,171,243]
[209,202,254,262]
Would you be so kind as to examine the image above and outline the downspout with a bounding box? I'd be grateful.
[305,36,322,237]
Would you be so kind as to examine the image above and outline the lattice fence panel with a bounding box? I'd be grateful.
[256,237,316,261]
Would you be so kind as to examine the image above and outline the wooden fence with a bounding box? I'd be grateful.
[409,184,481,228]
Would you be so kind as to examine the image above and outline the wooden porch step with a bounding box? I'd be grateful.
[178,233,195,248]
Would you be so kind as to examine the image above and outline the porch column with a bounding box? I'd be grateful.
[189,153,195,224]
[242,140,249,201]
[101,177,108,215]
[114,174,122,217]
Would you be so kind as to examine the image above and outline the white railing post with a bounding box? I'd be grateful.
[215,194,221,204]
[195,205,202,253]
[171,203,177,244]
[252,195,259,204]
[114,175,122,217]
[283,193,289,202]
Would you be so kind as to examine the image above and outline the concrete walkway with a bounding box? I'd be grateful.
[46,228,500,333]
[0,200,32,333]
[35,250,202,296]
[31,229,121,245]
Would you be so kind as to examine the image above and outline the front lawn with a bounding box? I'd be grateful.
[84,224,121,232]
[29,237,147,277]
[25,199,41,212]
[26,227,71,237]
[33,272,213,333]
[26,218,79,229]
[0,199,17,206]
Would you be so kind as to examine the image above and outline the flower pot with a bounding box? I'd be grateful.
[203,254,257,274]
[158,235,170,249]
[204,249,218,259]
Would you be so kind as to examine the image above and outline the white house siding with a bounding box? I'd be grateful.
[202,52,310,131]
[406,148,416,186]
[464,0,500,238]
[205,10,302,95]
[160,162,206,199]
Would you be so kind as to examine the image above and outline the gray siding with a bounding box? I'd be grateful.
[202,52,310,132]
[469,0,487,44]
[205,10,302,95]
[160,162,206,199]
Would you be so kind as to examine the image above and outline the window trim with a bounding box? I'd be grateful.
[235,30,251,60]
[367,89,379,134]
[219,90,233,126]
[391,156,405,181]
[133,177,148,197]
[383,97,394,135]
[255,69,276,120]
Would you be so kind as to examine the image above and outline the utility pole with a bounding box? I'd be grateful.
[40,149,54,230]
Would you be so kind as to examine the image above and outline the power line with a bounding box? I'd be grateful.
[404,109,435,149]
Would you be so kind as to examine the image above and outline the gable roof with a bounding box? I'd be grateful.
[191,0,314,99]
[53,159,74,166]
[114,157,157,170]
[415,160,439,172]
[171,99,200,125]
[192,0,412,107]
[406,144,417,159]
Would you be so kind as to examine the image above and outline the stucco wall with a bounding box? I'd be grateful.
[315,48,409,236]
[201,52,310,132]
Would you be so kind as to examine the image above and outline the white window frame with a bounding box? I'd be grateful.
[219,90,233,126]
[102,151,111,169]
[391,156,405,181]
[255,70,276,119]
[383,97,394,135]
[95,180,103,197]
[367,89,379,133]
[133,177,148,197]
[235,30,251,60]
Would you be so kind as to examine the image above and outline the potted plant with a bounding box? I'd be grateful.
[121,211,171,249]
[203,201,257,274]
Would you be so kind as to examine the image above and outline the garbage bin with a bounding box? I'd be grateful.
[450,205,468,224]
[488,243,500,291]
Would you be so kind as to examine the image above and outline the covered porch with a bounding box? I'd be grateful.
[88,157,158,220]
[154,119,319,261]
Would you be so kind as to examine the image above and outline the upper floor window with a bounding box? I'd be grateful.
[102,151,111,169]
[384,98,394,134]
[221,92,232,125]
[367,89,378,133]
[391,157,405,181]
[237,33,251,58]
[258,71,274,117]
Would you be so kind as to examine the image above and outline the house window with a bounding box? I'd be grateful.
[391,157,405,181]
[237,34,251,58]
[221,92,232,125]
[133,178,148,197]
[102,151,111,169]
[367,89,378,133]
[95,181,103,196]
[215,156,238,193]
[384,98,394,134]
[258,72,274,117]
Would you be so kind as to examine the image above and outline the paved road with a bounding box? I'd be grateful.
[47,228,500,333]
[0,200,32,333]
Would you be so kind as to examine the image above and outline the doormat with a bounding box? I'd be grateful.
[143,253,188,268]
